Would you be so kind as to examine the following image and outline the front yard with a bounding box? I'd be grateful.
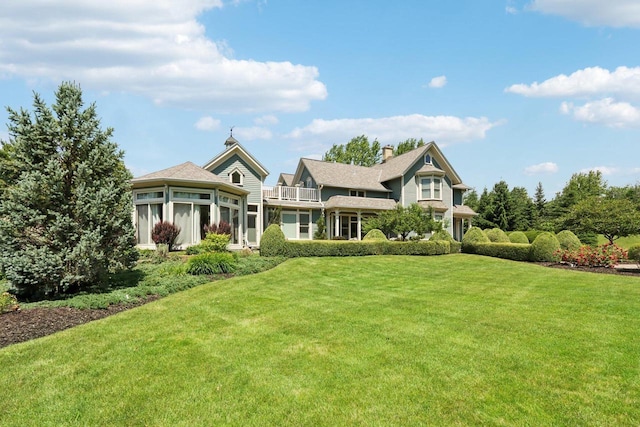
[1,254,639,425]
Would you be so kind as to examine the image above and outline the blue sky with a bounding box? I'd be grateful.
[1,0,639,197]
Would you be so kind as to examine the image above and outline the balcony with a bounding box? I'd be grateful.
[263,185,320,202]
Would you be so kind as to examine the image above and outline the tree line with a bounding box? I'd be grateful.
[464,171,640,244]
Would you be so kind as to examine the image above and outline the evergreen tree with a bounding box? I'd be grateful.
[533,182,546,226]
[323,135,381,166]
[0,83,138,299]
[490,181,510,231]
[473,187,497,229]
[508,186,533,231]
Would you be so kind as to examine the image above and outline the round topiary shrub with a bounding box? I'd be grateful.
[530,232,561,262]
[462,227,489,245]
[260,224,287,257]
[508,231,529,244]
[429,229,455,242]
[462,227,489,254]
[363,229,387,241]
[524,230,543,244]
[485,228,510,243]
[556,230,582,251]
[628,244,640,263]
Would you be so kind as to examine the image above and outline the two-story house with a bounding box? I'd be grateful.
[263,142,476,241]
[131,137,475,249]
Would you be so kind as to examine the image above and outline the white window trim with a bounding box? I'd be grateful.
[281,209,313,240]
[417,175,443,201]
[229,168,244,186]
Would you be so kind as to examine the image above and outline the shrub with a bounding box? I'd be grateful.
[461,228,489,253]
[186,253,237,275]
[283,240,450,257]
[577,232,598,247]
[0,291,19,313]
[524,230,544,244]
[627,244,640,263]
[152,222,181,250]
[558,243,628,268]
[363,229,387,241]
[429,229,455,242]
[556,230,582,251]
[260,224,287,257]
[485,228,510,243]
[474,243,532,262]
[508,231,529,244]
[314,216,327,240]
[205,220,231,235]
[530,232,561,262]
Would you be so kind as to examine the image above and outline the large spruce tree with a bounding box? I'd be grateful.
[0,83,137,299]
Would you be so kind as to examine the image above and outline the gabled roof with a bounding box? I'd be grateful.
[372,141,465,186]
[278,173,295,186]
[293,158,391,192]
[131,161,248,194]
[203,141,269,179]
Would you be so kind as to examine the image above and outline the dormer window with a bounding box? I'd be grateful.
[306,176,313,188]
[229,169,243,186]
[424,154,432,165]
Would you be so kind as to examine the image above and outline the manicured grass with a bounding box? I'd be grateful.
[1,254,640,425]
[598,234,640,249]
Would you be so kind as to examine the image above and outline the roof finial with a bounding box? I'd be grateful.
[230,126,235,137]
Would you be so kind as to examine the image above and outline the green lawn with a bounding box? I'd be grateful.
[1,254,639,426]
[598,234,640,249]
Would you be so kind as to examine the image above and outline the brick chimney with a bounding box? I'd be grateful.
[382,145,394,163]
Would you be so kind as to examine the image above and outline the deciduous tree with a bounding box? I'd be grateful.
[323,135,381,166]
[563,197,640,244]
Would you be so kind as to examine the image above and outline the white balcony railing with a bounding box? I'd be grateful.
[263,186,320,202]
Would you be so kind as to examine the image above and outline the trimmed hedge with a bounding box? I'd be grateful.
[524,230,543,244]
[508,231,529,244]
[429,230,461,253]
[530,232,561,262]
[628,244,640,262]
[485,228,510,243]
[556,230,582,251]
[282,240,451,258]
[461,228,489,254]
[472,243,532,262]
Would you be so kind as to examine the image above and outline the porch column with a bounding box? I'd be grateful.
[357,211,362,240]
[334,210,340,239]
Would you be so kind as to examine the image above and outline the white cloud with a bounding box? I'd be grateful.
[524,162,559,175]
[234,126,272,140]
[528,0,640,28]
[428,75,447,88]
[560,98,640,127]
[286,114,500,148]
[506,66,640,98]
[0,1,327,112]
[254,115,279,126]
[195,116,221,131]
[580,166,619,176]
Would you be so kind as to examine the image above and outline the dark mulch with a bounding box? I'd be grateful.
[0,295,159,349]
[1,263,638,349]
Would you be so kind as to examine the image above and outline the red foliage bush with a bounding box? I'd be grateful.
[151,221,181,250]
[204,220,231,236]
[556,243,628,268]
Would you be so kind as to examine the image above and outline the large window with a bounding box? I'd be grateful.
[172,189,214,246]
[219,192,241,245]
[280,210,312,240]
[134,189,164,245]
[419,176,442,200]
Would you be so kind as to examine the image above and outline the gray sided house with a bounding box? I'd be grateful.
[131,137,476,249]
[263,142,476,241]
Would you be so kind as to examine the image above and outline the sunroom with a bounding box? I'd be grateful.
[131,162,249,250]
